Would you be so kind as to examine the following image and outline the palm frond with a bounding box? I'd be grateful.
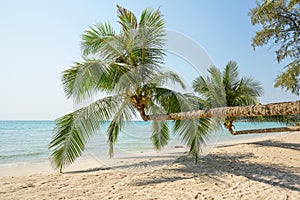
[194,66,227,107]
[151,88,213,161]
[146,103,170,150]
[232,77,263,106]
[62,58,112,102]
[49,96,120,172]
[137,7,166,69]
[117,5,138,32]
[173,119,211,162]
[147,70,186,89]
[223,61,239,90]
[171,93,213,162]
[62,56,137,103]
[138,6,165,48]
[111,67,141,95]
[151,120,170,150]
[81,22,116,56]
[241,115,299,126]
[193,76,210,97]
[139,7,164,28]
[151,87,193,113]
[193,61,266,135]
[194,62,263,108]
[107,102,136,157]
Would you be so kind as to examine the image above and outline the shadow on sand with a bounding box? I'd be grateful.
[249,140,300,151]
[66,139,300,192]
[133,140,300,192]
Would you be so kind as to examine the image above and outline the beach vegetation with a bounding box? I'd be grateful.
[250,0,300,95]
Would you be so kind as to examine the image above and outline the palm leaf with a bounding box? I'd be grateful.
[232,77,263,106]
[138,6,165,48]
[152,88,212,161]
[107,101,136,157]
[223,61,239,87]
[146,103,170,150]
[151,87,192,113]
[147,70,186,89]
[242,115,298,125]
[117,5,138,32]
[194,66,227,107]
[173,119,211,162]
[193,61,264,134]
[172,93,212,162]
[81,22,116,56]
[49,96,120,172]
[62,58,111,102]
[151,120,170,150]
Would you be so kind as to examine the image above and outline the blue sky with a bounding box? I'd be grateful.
[0,0,298,120]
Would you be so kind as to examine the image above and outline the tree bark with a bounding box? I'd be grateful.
[232,126,300,135]
[138,108,149,121]
[147,100,300,121]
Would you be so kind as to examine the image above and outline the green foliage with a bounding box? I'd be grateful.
[174,119,210,162]
[250,0,300,95]
[193,61,263,132]
[171,94,213,162]
[151,120,170,150]
[49,96,120,172]
[274,63,300,95]
[107,101,136,157]
[193,61,263,108]
[193,60,295,132]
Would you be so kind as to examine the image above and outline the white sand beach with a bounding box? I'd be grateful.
[1,131,300,199]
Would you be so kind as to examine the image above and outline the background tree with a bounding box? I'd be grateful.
[192,61,295,134]
[250,0,300,95]
[193,61,263,134]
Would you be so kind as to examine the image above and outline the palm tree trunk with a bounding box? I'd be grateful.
[147,100,300,121]
[231,126,300,135]
[138,108,149,121]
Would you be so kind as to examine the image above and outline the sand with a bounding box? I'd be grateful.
[1,132,300,199]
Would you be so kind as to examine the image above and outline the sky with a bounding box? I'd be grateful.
[0,0,298,120]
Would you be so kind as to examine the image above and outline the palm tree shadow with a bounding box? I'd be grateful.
[249,140,300,151]
[65,140,300,192]
[64,153,186,174]
[64,167,112,174]
[132,152,300,192]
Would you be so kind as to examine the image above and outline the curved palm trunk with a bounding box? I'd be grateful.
[147,100,300,121]
[231,126,300,135]
[138,108,149,121]
[145,100,300,135]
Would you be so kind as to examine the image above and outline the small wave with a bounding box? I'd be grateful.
[0,152,46,160]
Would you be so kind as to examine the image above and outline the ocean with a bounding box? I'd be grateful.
[0,120,288,167]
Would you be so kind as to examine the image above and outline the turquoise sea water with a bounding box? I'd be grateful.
[0,120,288,166]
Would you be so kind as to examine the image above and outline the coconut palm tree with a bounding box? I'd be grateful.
[192,61,296,134]
[192,61,262,133]
[49,5,211,172]
[193,61,300,135]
